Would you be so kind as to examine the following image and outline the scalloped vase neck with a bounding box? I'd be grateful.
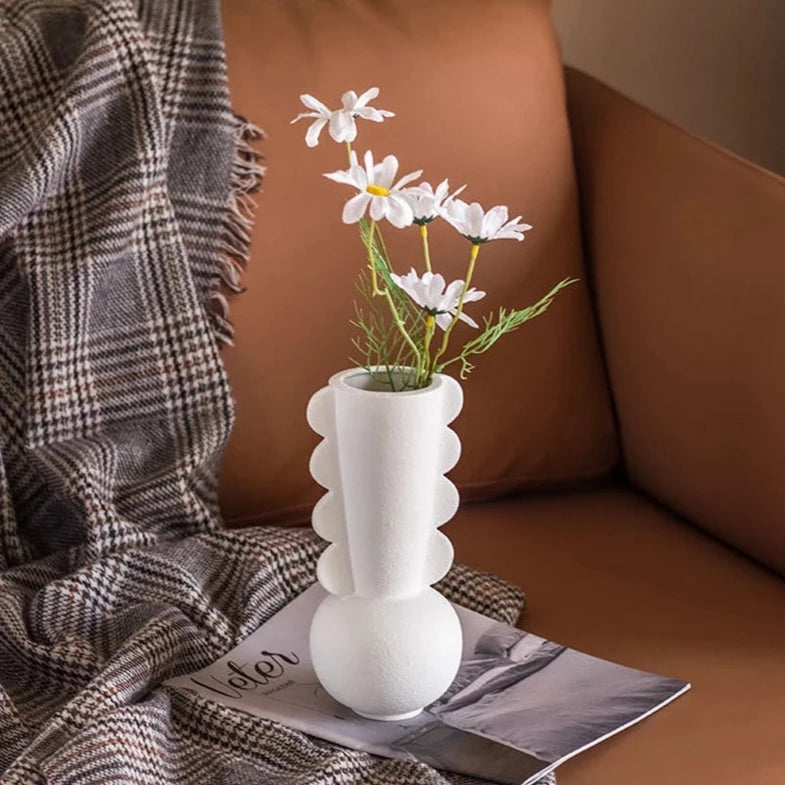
[306,368,463,721]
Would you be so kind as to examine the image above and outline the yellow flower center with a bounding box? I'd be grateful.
[366,184,390,197]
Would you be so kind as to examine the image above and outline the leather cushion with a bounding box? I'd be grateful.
[448,487,785,785]
[566,69,785,575]
[218,0,617,525]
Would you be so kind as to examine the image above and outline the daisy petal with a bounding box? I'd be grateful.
[462,288,487,303]
[443,279,464,304]
[305,117,328,147]
[343,116,359,143]
[435,313,452,331]
[355,87,380,107]
[342,192,371,224]
[329,111,350,142]
[393,169,423,190]
[324,167,360,186]
[354,106,385,122]
[291,111,320,124]
[457,311,480,328]
[341,90,358,110]
[379,155,399,189]
[370,196,386,222]
[363,150,376,182]
[300,94,330,114]
[429,273,446,304]
[496,229,525,241]
[385,194,414,228]
[483,205,509,237]
[350,162,368,189]
[468,202,486,236]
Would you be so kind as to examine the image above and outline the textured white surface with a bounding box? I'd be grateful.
[307,369,464,719]
[309,590,462,719]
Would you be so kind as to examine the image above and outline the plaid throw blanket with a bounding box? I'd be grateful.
[0,2,537,783]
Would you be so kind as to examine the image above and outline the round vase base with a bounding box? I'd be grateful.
[354,708,423,722]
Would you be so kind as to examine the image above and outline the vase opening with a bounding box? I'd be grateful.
[342,367,436,394]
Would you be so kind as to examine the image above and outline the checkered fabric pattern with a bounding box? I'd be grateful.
[0,2,542,784]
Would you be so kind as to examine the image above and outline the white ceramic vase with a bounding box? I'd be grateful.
[306,368,464,721]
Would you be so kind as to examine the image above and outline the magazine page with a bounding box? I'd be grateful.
[164,585,689,785]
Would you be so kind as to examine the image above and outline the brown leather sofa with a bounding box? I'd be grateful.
[219,2,785,782]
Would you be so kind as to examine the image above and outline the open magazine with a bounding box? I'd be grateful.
[164,585,689,785]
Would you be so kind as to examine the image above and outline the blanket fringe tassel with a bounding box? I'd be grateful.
[210,115,265,346]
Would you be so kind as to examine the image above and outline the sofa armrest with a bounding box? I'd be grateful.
[564,67,785,575]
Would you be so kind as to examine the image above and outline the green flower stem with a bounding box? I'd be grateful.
[382,287,422,375]
[366,220,385,297]
[420,224,432,273]
[364,220,422,377]
[375,221,393,269]
[418,315,436,386]
[430,242,481,377]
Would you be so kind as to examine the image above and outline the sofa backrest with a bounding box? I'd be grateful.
[218,0,618,526]
[566,69,785,575]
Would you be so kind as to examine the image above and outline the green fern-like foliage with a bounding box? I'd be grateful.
[350,221,424,390]
[437,277,578,379]
[351,220,578,388]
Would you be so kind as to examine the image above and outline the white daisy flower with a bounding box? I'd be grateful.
[390,268,486,330]
[401,180,466,225]
[291,87,394,148]
[324,150,422,228]
[441,198,532,243]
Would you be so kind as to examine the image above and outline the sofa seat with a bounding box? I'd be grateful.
[448,487,785,785]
